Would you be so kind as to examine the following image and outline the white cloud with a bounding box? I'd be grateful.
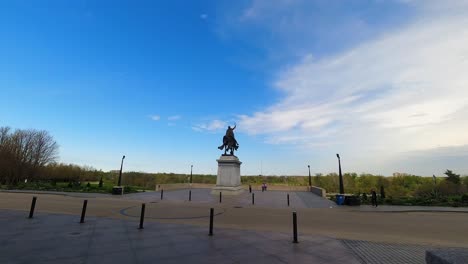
[241,0,297,20]
[193,120,227,132]
[150,115,160,121]
[239,1,468,168]
[168,115,181,121]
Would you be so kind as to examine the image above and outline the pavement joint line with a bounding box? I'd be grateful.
[124,218,140,263]
[84,215,98,263]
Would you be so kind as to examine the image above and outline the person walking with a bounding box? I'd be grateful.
[371,189,378,207]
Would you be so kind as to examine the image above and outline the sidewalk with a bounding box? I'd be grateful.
[353,205,468,213]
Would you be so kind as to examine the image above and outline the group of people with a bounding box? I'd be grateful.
[247,183,268,193]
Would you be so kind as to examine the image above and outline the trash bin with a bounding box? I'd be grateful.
[344,195,361,206]
[335,194,345,205]
[112,186,124,195]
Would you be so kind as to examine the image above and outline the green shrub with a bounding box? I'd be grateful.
[461,194,468,203]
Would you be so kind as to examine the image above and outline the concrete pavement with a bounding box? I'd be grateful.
[0,210,361,264]
[1,189,468,263]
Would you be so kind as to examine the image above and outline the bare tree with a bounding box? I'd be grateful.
[0,127,58,184]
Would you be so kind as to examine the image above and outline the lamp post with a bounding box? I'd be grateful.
[190,165,193,185]
[308,165,311,188]
[336,154,344,194]
[117,155,125,186]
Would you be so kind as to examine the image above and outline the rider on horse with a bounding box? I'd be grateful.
[218,124,239,155]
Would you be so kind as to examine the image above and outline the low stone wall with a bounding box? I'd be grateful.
[310,186,327,197]
[154,183,313,192]
[155,183,214,191]
[245,184,309,192]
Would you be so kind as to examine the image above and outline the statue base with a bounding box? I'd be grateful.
[211,155,244,195]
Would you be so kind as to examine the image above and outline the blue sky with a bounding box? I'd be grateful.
[1,0,468,176]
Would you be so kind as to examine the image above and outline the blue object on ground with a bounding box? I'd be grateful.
[336,194,345,205]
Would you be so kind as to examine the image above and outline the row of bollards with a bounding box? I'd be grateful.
[27,195,300,243]
[153,189,291,206]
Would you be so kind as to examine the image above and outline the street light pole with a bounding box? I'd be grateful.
[308,165,311,187]
[190,165,193,185]
[336,154,344,194]
[118,155,125,186]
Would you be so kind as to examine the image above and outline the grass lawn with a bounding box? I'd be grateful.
[1,181,142,194]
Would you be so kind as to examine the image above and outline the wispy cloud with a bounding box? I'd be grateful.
[193,120,227,132]
[219,0,417,63]
[149,115,160,121]
[168,115,181,121]
[238,1,468,165]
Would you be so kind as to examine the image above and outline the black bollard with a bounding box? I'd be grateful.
[293,211,298,243]
[209,208,214,236]
[80,200,88,223]
[249,185,252,193]
[189,190,192,201]
[160,189,164,200]
[219,192,222,203]
[139,203,146,229]
[252,193,255,205]
[29,196,37,219]
[287,193,290,207]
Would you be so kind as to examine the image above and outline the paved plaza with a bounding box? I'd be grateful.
[125,188,337,209]
[0,210,362,264]
[1,189,468,263]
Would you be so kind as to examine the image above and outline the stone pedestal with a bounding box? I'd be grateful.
[211,155,244,195]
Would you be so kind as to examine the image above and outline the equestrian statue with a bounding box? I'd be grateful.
[218,124,239,155]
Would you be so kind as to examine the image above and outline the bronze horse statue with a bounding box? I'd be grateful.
[218,125,239,155]
[218,135,239,155]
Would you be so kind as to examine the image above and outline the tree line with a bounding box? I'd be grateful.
[116,170,467,198]
[0,126,105,185]
[1,126,467,202]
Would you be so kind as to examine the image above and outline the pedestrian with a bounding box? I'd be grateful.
[371,189,378,207]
